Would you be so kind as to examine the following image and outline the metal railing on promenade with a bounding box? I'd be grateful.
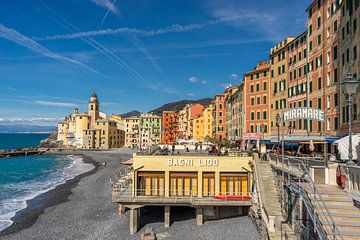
[112,188,252,204]
[268,154,343,240]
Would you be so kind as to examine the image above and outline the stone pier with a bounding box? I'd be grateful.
[164,206,170,228]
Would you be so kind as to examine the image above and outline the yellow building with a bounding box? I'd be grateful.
[112,153,253,234]
[83,119,125,149]
[57,93,125,149]
[192,115,204,142]
[269,38,294,137]
[203,104,213,141]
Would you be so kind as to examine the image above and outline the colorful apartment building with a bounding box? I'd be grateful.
[225,85,244,142]
[339,0,360,133]
[212,94,227,142]
[161,111,179,144]
[287,32,309,136]
[125,116,140,148]
[269,38,294,139]
[243,61,270,143]
[306,0,342,137]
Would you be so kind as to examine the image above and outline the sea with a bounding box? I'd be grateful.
[0,133,94,231]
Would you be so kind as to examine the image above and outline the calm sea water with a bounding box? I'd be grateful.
[0,134,94,231]
[0,133,49,150]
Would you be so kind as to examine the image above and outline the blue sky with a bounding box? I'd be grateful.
[0,0,312,126]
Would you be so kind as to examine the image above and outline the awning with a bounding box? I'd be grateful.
[250,141,298,147]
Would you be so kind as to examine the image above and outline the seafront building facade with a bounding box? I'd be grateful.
[113,152,253,235]
[243,61,270,140]
[212,94,227,142]
[57,93,125,149]
[339,0,360,133]
[269,38,294,138]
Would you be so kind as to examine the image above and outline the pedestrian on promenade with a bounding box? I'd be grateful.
[200,142,203,152]
[171,143,175,155]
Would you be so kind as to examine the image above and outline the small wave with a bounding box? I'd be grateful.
[0,155,94,232]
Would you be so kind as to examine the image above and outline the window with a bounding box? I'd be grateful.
[354,46,357,60]
[290,72,293,81]
[250,74,254,80]
[309,41,313,51]
[278,66,281,75]
[318,16,321,28]
[299,68,302,77]
[342,27,345,39]
[294,70,297,79]
[251,112,255,120]
[282,65,285,73]
[263,96,267,104]
[327,72,331,86]
[257,97,261,105]
[347,48,350,62]
[334,68,338,82]
[334,20,338,32]
[256,73,259,79]
[334,93,338,106]
[327,51,330,64]
[317,0,321,9]
[334,117,339,130]
[318,77,322,90]
[263,111,267,120]
[274,82,277,93]
[275,101,279,109]
[333,46,338,59]
[250,85,254,92]
[294,55,297,63]
[318,34,322,45]
[251,98,255,105]
[263,82,267,90]
[271,70,274,78]
[299,52,302,61]
[327,95,331,109]
[354,19,357,32]
[304,49,307,58]
[347,21,350,34]
[318,98,322,109]
[282,51,285,60]
[309,81,313,92]
[264,71,267,77]
[256,83,260,92]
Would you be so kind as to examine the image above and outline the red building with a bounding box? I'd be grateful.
[243,61,270,137]
[161,111,179,144]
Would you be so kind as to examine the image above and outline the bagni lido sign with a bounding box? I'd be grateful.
[282,108,325,122]
[168,158,219,167]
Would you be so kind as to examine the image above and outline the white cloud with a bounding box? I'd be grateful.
[187,92,195,96]
[33,16,242,41]
[33,100,77,108]
[0,23,107,79]
[92,0,119,15]
[229,73,238,80]
[201,80,208,84]
[221,83,232,89]
[189,76,198,83]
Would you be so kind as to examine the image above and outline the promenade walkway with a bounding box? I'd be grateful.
[253,154,296,239]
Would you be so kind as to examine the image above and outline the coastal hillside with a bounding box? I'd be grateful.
[120,98,212,117]
[119,110,142,118]
[149,98,212,116]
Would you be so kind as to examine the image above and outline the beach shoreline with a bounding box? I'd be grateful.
[0,152,100,236]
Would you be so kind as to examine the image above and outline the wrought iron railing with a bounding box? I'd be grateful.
[269,155,343,240]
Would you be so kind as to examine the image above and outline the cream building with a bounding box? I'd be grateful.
[125,116,140,148]
[57,93,125,149]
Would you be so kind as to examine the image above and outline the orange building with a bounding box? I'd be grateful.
[161,111,179,144]
[212,94,227,142]
[243,61,270,140]
[188,104,204,140]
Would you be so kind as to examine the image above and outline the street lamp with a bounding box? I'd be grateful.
[342,72,359,165]
[260,124,266,141]
[276,113,281,144]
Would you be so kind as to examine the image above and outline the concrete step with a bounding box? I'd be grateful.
[327,207,360,215]
[308,193,352,200]
[314,204,356,210]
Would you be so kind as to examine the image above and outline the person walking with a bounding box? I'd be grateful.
[171,143,175,155]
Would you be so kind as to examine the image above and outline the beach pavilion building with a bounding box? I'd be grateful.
[112,152,253,234]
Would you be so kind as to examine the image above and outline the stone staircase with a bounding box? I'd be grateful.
[255,156,297,240]
[305,185,360,240]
